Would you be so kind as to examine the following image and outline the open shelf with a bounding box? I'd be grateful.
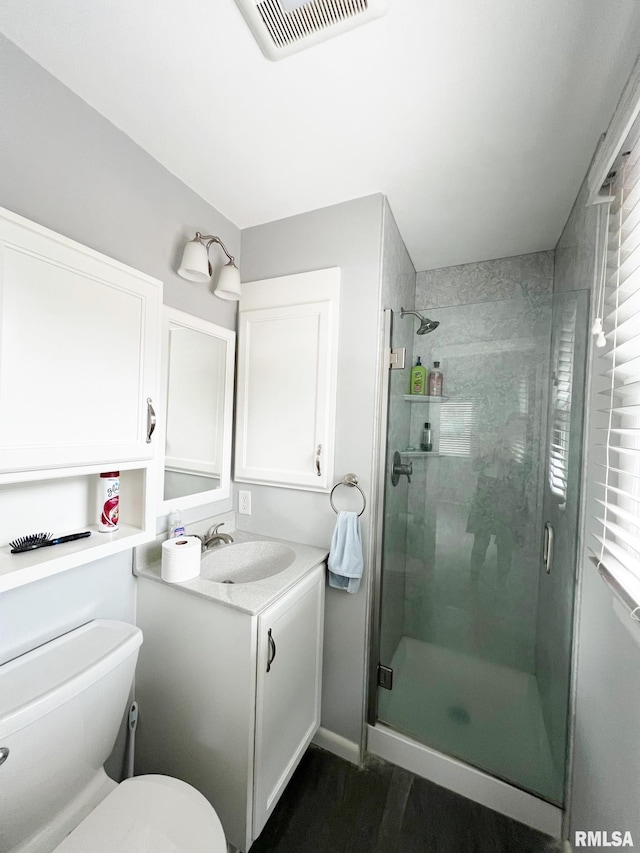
[0,463,155,593]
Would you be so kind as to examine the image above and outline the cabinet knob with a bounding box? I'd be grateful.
[266,628,277,672]
[146,398,156,444]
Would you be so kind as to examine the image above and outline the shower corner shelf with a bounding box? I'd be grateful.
[401,451,443,457]
[403,395,448,403]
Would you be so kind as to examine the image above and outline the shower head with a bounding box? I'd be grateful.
[400,308,440,335]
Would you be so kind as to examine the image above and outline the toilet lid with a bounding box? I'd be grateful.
[53,775,227,853]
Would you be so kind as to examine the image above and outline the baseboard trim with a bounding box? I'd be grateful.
[367,723,563,839]
[312,727,361,765]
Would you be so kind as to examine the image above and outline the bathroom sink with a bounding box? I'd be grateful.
[200,540,296,584]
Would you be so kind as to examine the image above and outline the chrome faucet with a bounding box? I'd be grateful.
[202,523,234,551]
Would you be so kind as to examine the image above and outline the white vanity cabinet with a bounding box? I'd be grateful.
[234,269,340,491]
[135,563,325,852]
[0,206,161,473]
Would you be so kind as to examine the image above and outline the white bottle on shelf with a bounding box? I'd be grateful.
[428,362,443,396]
[98,471,120,532]
[167,509,185,538]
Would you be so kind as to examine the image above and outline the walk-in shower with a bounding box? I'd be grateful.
[369,283,588,833]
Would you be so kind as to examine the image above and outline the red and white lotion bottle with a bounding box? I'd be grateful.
[98,471,120,532]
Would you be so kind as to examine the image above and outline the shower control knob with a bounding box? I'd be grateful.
[391,451,412,487]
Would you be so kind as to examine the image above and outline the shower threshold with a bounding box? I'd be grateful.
[369,637,564,838]
[367,722,562,839]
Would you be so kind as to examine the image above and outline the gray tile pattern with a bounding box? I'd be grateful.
[415,252,554,309]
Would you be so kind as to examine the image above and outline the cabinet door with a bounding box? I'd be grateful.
[0,208,161,472]
[235,269,340,490]
[253,565,325,840]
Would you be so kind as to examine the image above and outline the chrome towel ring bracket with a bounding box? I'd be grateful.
[330,474,366,517]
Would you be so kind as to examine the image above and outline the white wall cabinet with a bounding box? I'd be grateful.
[0,207,162,591]
[135,564,325,852]
[0,206,161,473]
[235,269,340,491]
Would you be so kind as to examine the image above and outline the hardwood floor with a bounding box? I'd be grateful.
[250,747,563,852]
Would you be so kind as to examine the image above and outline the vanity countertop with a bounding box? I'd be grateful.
[134,528,328,616]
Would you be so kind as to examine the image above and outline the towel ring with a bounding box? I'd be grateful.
[330,474,366,517]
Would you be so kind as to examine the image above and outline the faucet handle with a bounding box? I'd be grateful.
[206,522,225,539]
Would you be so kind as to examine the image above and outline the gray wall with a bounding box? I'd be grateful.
[0,35,239,530]
[241,194,384,747]
[566,178,640,840]
[0,36,241,773]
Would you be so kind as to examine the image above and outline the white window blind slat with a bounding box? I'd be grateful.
[592,536,640,581]
[439,401,476,457]
[588,545,640,604]
[594,462,640,480]
[602,335,640,364]
[598,379,640,398]
[595,484,640,505]
[589,125,640,610]
[547,299,577,504]
[608,198,640,250]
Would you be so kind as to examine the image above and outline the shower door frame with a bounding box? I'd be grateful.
[367,308,393,726]
[365,307,564,838]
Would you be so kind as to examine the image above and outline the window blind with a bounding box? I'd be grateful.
[590,127,640,607]
[439,401,475,456]
[548,301,577,508]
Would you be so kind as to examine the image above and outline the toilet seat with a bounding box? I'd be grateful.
[53,775,227,853]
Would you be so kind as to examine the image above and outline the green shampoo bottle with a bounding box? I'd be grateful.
[410,357,426,395]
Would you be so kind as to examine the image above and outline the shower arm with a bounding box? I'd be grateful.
[400,309,433,319]
[400,309,423,320]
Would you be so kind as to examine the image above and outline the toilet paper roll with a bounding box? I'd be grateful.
[161,536,201,583]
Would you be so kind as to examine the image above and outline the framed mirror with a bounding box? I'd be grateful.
[159,307,235,513]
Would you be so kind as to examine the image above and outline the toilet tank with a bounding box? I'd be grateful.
[0,620,142,853]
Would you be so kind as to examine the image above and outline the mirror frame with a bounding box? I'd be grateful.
[158,306,235,514]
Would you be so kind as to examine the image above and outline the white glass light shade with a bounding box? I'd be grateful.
[214,261,242,301]
[178,238,210,283]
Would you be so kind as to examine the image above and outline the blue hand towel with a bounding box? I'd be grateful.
[328,511,364,594]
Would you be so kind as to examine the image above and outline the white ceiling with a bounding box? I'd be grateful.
[1,0,640,271]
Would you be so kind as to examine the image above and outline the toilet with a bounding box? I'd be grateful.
[0,619,227,853]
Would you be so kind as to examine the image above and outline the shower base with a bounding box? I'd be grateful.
[370,636,563,837]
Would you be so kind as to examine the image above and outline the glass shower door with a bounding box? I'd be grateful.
[375,291,588,804]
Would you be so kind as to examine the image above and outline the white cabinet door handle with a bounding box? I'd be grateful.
[146,398,156,444]
[266,629,277,672]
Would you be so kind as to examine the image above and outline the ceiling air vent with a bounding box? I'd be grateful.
[234,0,390,60]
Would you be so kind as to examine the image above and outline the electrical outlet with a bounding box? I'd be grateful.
[238,490,252,515]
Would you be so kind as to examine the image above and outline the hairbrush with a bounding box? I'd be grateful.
[10,531,92,554]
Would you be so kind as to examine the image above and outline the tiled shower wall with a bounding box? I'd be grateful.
[406,252,555,672]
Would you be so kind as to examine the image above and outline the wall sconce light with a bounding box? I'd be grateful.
[177,232,241,301]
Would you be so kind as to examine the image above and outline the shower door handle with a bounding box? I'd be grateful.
[543,522,554,575]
